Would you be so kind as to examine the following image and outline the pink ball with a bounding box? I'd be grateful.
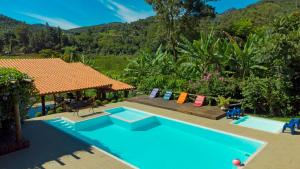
[232,159,241,166]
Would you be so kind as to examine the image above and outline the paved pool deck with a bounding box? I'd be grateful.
[1,101,300,169]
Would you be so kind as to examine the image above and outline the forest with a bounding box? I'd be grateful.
[0,0,300,117]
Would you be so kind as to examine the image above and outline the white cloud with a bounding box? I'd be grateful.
[99,0,152,22]
[21,12,80,29]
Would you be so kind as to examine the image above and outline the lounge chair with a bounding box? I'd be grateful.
[292,118,300,129]
[149,88,159,98]
[226,107,242,119]
[226,109,235,119]
[193,95,205,107]
[163,91,173,100]
[234,107,242,118]
[177,92,188,104]
[282,119,297,135]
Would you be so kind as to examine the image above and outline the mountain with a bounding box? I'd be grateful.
[0,0,299,55]
[0,15,25,33]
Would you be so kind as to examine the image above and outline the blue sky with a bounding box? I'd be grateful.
[0,0,260,30]
[0,0,154,29]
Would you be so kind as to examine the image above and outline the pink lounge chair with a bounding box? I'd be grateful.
[193,95,205,107]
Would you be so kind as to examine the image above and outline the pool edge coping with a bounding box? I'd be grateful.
[46,106,268,169]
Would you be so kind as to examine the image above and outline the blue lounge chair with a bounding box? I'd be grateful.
[226,107,242,119]
[282,120,296,135]
[292,118,300,129]
[226,109,235,119]
[234,108,242,118]
[163,91,172,100]
[149,88,159,98]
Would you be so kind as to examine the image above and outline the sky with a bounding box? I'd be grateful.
[0,0,260,30]
[0,0,154,29]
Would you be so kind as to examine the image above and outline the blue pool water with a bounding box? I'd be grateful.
[28,104,54,118]
[208,0,260,13]
[46,107,264,169]
[106,107,151,122]
[233,116,285,134]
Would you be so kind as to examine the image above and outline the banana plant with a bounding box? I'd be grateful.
[178,30,231,79]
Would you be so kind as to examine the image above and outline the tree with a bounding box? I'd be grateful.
[0,68,36,142]
[2,31,17,54]
[62,46,80,62]
[146,0,215,59]
[0,38,3,53]
[15,25,30,53]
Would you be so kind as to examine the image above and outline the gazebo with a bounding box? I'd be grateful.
[0,58,135,114]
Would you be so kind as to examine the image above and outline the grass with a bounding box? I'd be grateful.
[91,55,134,77]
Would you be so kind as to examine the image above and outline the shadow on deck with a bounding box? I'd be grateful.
[127,96,226,120]
[0,120,95,169]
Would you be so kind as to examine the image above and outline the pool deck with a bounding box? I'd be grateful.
[1,101,300,169]
[127,95,226,120]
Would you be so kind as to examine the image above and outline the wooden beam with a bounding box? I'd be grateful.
[41,95,46,115]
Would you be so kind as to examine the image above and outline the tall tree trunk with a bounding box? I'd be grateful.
[13,96,22,142]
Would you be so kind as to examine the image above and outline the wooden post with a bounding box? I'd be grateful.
[41,95,46,115]
[124,90,129,98]
[96,89,101,100]
[53,94,57,112]
[13,95,22,142]
[76,91,81,101]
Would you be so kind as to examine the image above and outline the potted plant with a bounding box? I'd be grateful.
[217,96,231,111]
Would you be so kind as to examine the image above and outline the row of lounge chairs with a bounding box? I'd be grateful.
[149,88,206,107]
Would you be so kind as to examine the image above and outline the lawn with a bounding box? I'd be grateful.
[91,55,134,77]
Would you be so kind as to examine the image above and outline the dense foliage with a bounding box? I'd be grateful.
[1,0,300,118]
[124,11,300,117]
[0,68,36,132]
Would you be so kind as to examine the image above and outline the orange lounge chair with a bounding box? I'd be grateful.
[193,95,205,107]
[177,92,188,104]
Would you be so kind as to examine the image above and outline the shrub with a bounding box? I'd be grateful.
[102,100,109,105]
[39,49,59,58]
[216,96,231,108]
[56,107,64,113]
[242,76,292,116]
[117,98,124,102]
[35,112,43,117]
[111,99,117,103]
[95,100,102,106]
[47,110,56,115]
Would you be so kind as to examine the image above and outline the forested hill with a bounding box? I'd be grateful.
[0,0,299,56]
[0,15,25,33]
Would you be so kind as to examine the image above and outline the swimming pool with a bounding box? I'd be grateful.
[46,107,265,169]
[233,116,285,134]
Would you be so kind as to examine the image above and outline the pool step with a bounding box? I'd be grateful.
[50,119,76,131]
[110,115,159,130]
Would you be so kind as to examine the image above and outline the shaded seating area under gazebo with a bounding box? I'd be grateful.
[0,58,134,115]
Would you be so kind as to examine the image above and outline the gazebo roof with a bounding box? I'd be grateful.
[0,58,134,95]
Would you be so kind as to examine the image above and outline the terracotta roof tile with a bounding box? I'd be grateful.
[0,58,134,95]
[69,62,135,91]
